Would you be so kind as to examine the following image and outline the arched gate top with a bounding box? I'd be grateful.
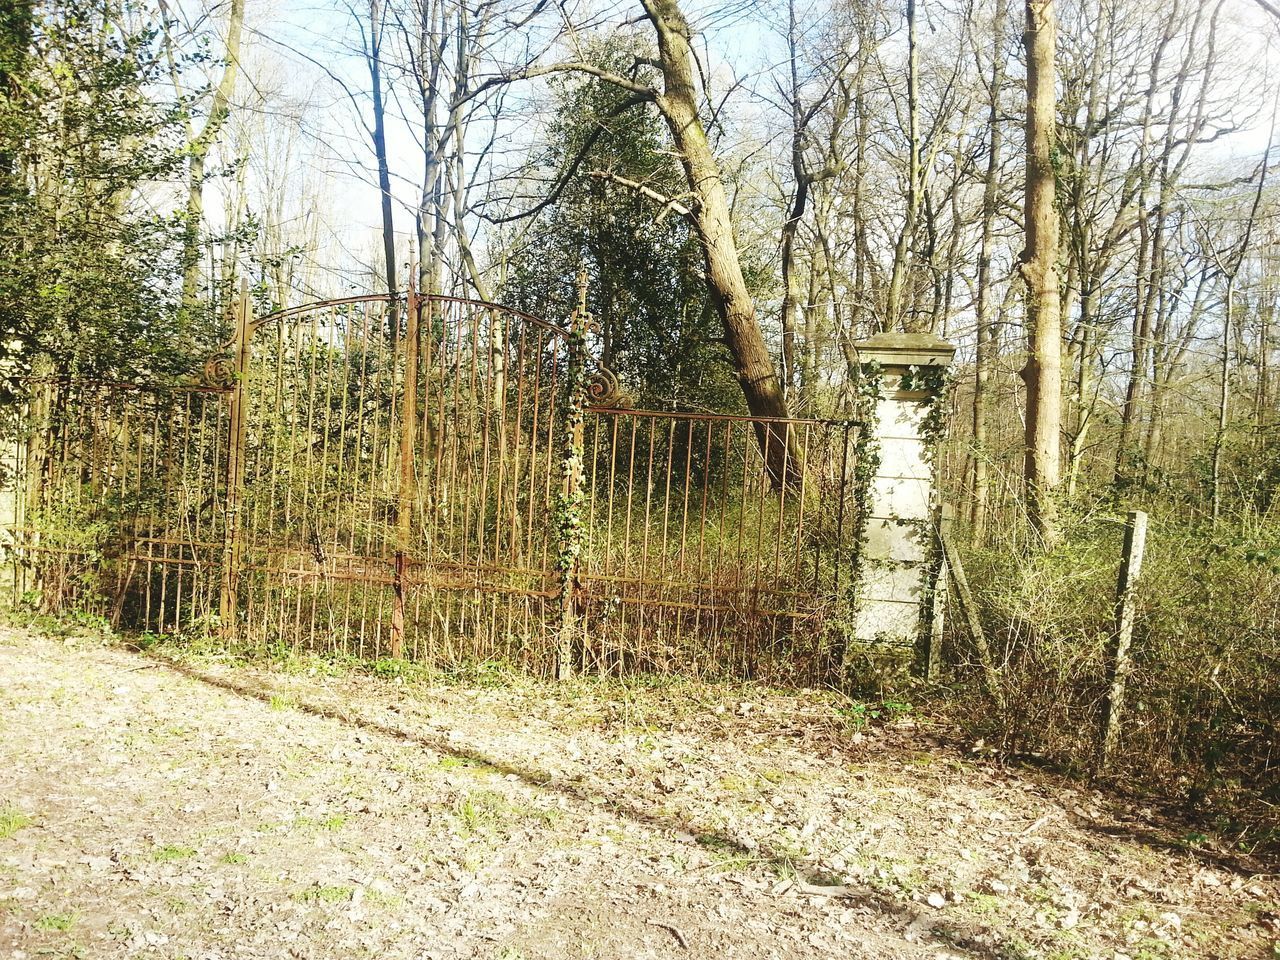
[251,292,571,340]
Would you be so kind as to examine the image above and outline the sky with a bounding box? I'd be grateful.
[185,0,1280,304]
[188,0,807,288]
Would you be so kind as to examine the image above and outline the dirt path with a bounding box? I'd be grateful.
[0,628,1276,960]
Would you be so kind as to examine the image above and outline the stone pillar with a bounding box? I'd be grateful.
[851,332,955,650]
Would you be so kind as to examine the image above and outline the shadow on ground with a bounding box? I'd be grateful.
[149,648,1011,958]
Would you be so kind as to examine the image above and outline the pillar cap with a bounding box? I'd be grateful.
[854,332,956,368]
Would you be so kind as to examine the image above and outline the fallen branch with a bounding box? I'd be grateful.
[1020,813,1053,838]
[939,526,1003,710]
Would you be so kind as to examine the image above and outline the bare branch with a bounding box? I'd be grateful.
[466,61,658,103]
[1252,0,1280,20]
[586,170,693,218]
[477,92,651,224]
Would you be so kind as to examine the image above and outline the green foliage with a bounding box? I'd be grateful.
[901,364,950,453]
[836,697,913,731]
[34,912,76,932]
[151,844,196,862]
[0,806,32,839]
[556,310,588,585]
[0,1,209,400]
[500,35,739,412]
[1216,427,1280,522]
[292,884,352,905]
[843,360,882,668]
[368,657,432,681]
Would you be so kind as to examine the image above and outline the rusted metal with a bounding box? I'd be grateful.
[218,281,253,639]
[2,291,864,683]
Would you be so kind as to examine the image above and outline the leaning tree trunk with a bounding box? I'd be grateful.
[642,0,799,484]
[1019,0,1062,545]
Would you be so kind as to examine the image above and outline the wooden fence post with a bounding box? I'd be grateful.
[390,264,420,660]
[1097,509,1148,775]
[556,271,589,680]
[219,280,253,641]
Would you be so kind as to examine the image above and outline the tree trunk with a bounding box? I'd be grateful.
[1258,279,1273,435]
[368,0,397,302]
[414,0,447,297]
[642,0,798,482]
[778,0,804,399]
[1114,209,1155,485]
[1210,125,1271,521]
[800,239,823,409]
[938,167,963,337]
[852,78,872,339]
[0,4,31,183]
[1019,0,1062,545]
[179,0,246,323]
[884,0,920,331]
[1210,277,1231,523]
[971,0,1008,543]
[1065,279,1097,497]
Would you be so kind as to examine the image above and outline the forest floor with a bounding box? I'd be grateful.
[0,626,1277,960]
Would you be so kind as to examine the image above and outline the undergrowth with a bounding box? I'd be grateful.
[949,506,1280,859]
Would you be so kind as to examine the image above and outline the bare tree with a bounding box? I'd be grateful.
[161,0,247,322]
[776,0,849,402]
[1020,0,1063,544]
[1206,133,1273,522]
[366,0,397,300]
[884,0,922,331]
[970,0,1010,542]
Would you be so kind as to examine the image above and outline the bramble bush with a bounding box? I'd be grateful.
[953,507,1280,853]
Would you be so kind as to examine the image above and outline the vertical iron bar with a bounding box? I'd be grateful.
[390,263,420,658]
[219,281,253,641]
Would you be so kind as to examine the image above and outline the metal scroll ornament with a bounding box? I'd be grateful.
[586,365,633,409]
[200,350,238,389]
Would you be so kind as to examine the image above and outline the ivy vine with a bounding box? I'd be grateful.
[840,355,954,669]
[899,363,951,458]
[556,314,588,581]
[838,359,883,668]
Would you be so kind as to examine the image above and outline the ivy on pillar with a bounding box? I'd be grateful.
[850,332,955,657]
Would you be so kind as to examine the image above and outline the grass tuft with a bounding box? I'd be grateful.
[0,807,32,840]
[151,844,196,862]
[35,912,77,932]
[293,884,352,904]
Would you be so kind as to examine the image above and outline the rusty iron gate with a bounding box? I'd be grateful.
[1,287,863,682]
